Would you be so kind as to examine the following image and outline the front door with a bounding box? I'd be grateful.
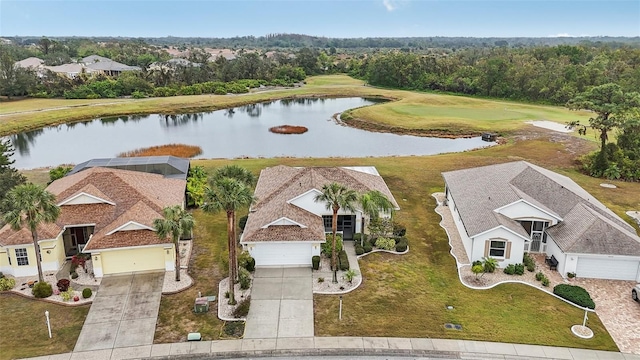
[341,216,354,240]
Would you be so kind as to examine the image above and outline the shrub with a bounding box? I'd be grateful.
[541,277,550,287]
[239,215,248,231]
[322,233,343,257]
[363,243,373,253]
[338,250,350,271]
[232,296,251,318]
[57,279,71,292]
[523,253,535,272]
[131,90,146,99]
[317,277,324,283]
[514,263,525,275]
[535,272,545,281]
[312,255,320,270]
[0,277,15,291]
[395,239,408,252]
[71,272,79,279]
[344,269,357,283]
[503,264,516,275]
[472,260,483,267]
[238,252,255,272]
[59,287,74,301]
[71,255,86,270]
[82,288,92,299]
[0,272,4,278]
[567,272,576,279]
[472,264,484,278]
[375,237,396,251]
[368,236,378,246]
[392,222,407,237]
[553,284,596,309]
[32,282,53,298]
[352,233,362,242]
[238,267,251,290]
[482,257,498,273]
[355,245,364,255]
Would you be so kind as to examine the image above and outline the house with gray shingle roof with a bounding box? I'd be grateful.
[442,161,640,281]
[0,166,186,278]
[241,166,399,267]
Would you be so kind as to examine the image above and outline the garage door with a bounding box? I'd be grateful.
[252,243,312,267]
[576,257,640,281]
[101,247,166,275]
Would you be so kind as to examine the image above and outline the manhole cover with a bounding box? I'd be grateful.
[444,323,462,330]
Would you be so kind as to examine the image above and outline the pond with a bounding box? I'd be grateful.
[8,97,494,169]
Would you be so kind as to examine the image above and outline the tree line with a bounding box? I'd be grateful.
[350,45,640,105]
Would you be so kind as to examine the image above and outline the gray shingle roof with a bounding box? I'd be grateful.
[242,166,399,243]
[442,161,640,256]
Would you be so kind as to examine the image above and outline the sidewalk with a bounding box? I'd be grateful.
[24,336,640,360]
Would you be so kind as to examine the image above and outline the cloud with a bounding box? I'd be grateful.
[383,0,397,11]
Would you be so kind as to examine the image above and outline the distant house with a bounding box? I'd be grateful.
[82,55,141,77]
[241,166,399,267]
[42,63,96,78]
[0,157,189,278]
[442,161,640,281]
[14,57,44,70]
[148,58,200,72]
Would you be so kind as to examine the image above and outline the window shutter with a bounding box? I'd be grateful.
[484,240,490,257]
[505,242,512,259]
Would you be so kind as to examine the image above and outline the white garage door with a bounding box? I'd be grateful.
[252,243,312,267]
[576,257,640,281]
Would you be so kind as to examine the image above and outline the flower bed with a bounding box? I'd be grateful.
[268,125,308,134]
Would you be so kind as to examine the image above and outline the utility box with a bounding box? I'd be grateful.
[194,297,209,313]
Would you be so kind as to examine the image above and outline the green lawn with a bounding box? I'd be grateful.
[0,294,89,360]
[181,136,635,351]
[1,75,593,139]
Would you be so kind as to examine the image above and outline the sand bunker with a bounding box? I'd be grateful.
[525,121,574,133]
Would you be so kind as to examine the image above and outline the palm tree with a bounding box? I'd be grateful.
[153,206,195,282]
[358,190,395,245]
[3,183,60,283]
[314,182,358,283]
[202,176,256,305]
[209,165,256,284]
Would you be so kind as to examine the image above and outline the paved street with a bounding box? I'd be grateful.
[244,267,314,339]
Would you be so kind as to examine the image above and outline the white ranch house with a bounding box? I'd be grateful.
[442,161,640,281]
[241,166,399,267]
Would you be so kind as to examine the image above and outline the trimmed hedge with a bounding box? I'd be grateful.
[322,233,343,257]
[363,243,373,253]
[32,282,53,298]
[338,250,350,271]
[553,284,596,309]
[355,245,365,255]
[312,255,320,270]
[82,288,92,299]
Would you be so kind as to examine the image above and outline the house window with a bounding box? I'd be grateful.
[322,216,332,230]
[489,240,506,257]
[15,248,29,266]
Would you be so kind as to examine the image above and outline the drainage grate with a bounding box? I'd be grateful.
[444,323,463,330]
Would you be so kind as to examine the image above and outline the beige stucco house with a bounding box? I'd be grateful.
[0,165,186,278]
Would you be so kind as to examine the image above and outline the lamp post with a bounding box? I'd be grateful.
[44,311,51,339]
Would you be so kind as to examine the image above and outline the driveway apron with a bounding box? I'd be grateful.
[74,271,164,351]
[244,267,313,339]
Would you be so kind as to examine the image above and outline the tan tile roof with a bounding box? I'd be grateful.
[0,167,185,250]
[242,166,398,243]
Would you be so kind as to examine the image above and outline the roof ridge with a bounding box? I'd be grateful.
[255,167,308,210]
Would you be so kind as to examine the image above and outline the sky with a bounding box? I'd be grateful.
[0,0,639,38]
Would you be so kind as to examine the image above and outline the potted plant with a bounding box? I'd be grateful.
[567,272,576,280]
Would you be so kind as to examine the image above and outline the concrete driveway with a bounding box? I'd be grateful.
[74,271,164,351]
[576,278,640,354]
[244,267,313,339]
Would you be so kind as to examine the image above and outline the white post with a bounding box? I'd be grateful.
[45,311,51,339]
[582,309,588,328]
[339,295,343,321]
